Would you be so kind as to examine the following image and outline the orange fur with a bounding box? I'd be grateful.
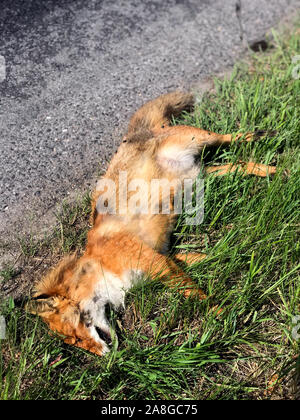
[26,91,279,356]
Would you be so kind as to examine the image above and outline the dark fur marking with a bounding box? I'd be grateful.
[92,295,99,303]
[80,310,92,326]
[126,129,153,145]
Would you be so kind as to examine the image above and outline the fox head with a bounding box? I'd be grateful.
[25,255,111,356]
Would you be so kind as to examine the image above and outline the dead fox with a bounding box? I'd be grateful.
[26,92,278,356]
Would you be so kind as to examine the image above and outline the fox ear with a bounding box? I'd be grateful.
[25,295,57,316]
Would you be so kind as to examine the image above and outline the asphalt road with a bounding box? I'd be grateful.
[0,0,299,261]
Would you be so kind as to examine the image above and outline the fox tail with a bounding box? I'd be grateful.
[126,91,194,136]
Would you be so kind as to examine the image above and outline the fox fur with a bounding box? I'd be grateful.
[26,91,279,356]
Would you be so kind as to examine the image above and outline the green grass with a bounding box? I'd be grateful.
[0,266,18,284]
[1,25,299,400]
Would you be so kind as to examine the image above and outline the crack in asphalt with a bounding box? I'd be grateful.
[235,0,244,42]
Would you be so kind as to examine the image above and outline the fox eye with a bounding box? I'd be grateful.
[32,294,50,300]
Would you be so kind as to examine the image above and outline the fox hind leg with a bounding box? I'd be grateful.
[156,126,254,174]
[173,252,207,266]
[205,161,277,177]
[157,126,277,154]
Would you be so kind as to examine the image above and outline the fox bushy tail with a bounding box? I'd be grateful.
[126,91,194,136]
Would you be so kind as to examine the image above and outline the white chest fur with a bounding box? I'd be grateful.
[80,269,144,347]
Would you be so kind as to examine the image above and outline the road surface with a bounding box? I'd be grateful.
[0,0,299,264]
